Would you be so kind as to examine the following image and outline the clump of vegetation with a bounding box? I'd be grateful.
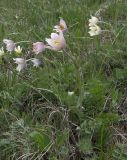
[0,0,127,159]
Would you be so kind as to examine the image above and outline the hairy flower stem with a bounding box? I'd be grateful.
[64,49,84,108]
[74,57,84,108]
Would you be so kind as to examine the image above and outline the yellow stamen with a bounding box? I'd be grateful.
[53,40,61,45]
[59,24,65,30]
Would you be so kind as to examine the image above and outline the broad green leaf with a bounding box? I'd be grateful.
[29,131,50,150]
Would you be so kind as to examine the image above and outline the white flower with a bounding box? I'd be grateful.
[3,39,15,52]
[31,58,42,67]
[89,16,99,27]
[54,18,67,33]
[88,25,101,36]
[13,58,27,72]
[76,126,80,130]
[45,31,66,51]
[33,42,45,54]
[0,47,4,56]
[88,16,101,36]
[68,91,74,96]
[15,46,22,54]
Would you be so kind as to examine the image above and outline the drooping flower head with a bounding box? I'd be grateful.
[3,39,15,52]
[54,18,67,33]
[45,31,66,51]
[89,16,99,27]
[88,25,101,36]
[31,58,42,67]
[33,42,45,54]
[13,58,27,72]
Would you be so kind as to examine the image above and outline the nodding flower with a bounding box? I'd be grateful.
[88,25,101,36]
[54,18,67,33]
[13,58,27,72]
[33,42,45,54]
[68,91,74,96]
[31,58,42,67]
[45,30,66,51]
[89,16,99,27]
[3,39,15,52]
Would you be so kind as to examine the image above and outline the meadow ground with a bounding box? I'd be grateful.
[0,0,127,159]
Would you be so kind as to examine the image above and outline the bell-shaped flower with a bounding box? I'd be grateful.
[89,16,99,27]
[0,47,4,56]
[13,58,27,72]
[68,91,74,96]
[31,58,42,67]
[33,42,45,54]
[88,25,101,36]
[15,46,22,54]
[45,31,66,51]
[54,18,67,33]
[3,39,15,52]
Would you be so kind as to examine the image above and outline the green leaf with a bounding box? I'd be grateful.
[49,156,58,160]
[56,129,69,147]
[115,67,127,80]
[78,136,92,152]
[113,143,127,160]
[96,113,119,127]
[29,131,50,150]
[0,139,10,147]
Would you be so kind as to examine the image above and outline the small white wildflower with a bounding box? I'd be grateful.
[89,16,99,27]
[88,25,101,36]
[13,58,27,72]
[76,126,80,130]
[68,91,74,96]
[31,58,42,67]
[15,46,22,54]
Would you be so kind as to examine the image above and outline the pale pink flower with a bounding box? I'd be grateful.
[45,31,66,51]
[54,18,67,33]
[33,42,45,54]
[3,39,15,52]
[13,58,27,72]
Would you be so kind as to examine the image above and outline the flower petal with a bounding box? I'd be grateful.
[51,33,59,39]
